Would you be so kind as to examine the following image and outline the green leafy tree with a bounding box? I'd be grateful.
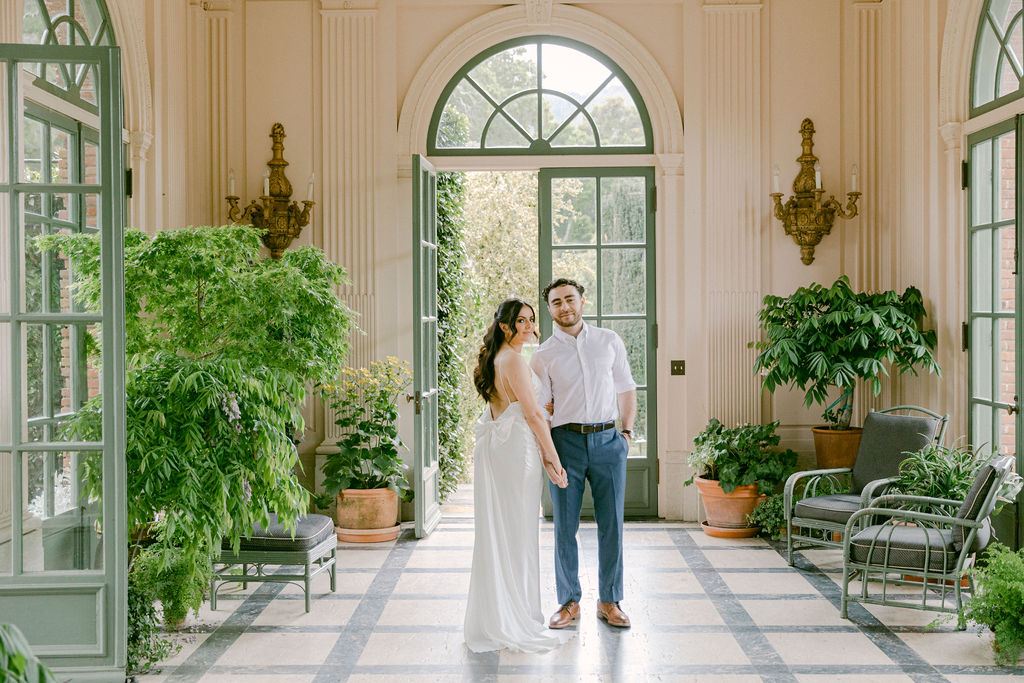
[39,225,354,623]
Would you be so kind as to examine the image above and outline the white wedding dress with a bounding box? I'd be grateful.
[464,373,575,653]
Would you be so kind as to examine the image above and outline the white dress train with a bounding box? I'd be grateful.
[464,374,575,653]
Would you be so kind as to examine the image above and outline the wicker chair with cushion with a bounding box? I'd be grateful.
[210,513,337,613]
[784,405,948,566]
[840,455,1015,628]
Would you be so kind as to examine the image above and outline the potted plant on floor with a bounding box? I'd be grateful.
[321,357,414,542]
[685,419,798,537]
[965,543,1024,666]
[753,276,940,468]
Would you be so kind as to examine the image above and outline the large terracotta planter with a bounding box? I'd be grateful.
[335,488,401,543]
[693,476,763,538]
[811,427,863,469]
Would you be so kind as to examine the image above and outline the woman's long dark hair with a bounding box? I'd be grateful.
[473,298,536,402]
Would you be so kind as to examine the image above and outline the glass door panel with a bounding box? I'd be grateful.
[539,167,657,517]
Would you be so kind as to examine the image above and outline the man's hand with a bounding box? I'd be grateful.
[543,457,568,488]
[544,401,554,416]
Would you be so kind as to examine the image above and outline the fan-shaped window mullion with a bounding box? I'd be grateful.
[482,96,537,148]
[1004,12,1024,78]
[973,0,1024,116]
[543,73,616,144]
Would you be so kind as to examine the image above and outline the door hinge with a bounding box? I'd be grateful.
[653,323,658,348]
[962,321,969,351]
[961,160,969,189]
[656,459,660,485]
[1014,246,1019,276]
[125,168,133,197]
[650,186,657,212]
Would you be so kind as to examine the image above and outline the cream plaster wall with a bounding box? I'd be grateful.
[102,0,981,519]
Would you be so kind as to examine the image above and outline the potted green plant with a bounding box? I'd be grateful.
[685,419,798,537]
[40,226,353,642]
[746,492,787,541]
[321,357,413,542]
[965,543,1024,666]
[892,442,992,516]
[753,276,940,468]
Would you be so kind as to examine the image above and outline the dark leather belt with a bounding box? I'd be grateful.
[560,421,616,434]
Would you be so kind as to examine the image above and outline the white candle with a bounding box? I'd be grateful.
[814,161,821,189]
[306,173,315,202]
[263,169,270,196]
[851,164,858,192]
[772,165,780,194]
[228,168,235,196]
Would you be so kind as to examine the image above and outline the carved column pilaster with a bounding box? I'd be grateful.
[0,0,20,43]
[703,1,763,427]
[317,2,378,462]
[940,121,966,433]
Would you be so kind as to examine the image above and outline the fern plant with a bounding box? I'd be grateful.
[966,544,1024,666]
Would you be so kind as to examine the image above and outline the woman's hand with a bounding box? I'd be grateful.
[544,456,568,488]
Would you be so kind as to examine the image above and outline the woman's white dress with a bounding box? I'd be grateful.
[464,374,575,653]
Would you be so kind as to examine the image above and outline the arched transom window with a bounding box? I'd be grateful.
[972,0,1024,116]
[21,0,114,110]
[429,36,653,155]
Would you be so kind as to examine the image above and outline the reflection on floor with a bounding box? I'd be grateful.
[136,485,1024,682]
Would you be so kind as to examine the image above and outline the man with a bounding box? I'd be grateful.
[530,277,637,629]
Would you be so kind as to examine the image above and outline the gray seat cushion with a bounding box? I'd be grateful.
[794,493,862,524]
[850,524,961,572]
[225,513,335,551]
[851,412,939,493]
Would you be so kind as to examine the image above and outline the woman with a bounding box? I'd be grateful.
[463,298,575,653]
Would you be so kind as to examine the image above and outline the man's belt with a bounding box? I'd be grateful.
[560,421,617,434]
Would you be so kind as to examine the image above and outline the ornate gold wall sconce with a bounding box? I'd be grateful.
[770,118,860,265]
[226,122,315,259]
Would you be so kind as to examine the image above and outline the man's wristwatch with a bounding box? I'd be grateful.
[621,429,633,437]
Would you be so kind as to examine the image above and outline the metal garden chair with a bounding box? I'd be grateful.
[840,455,1015,628]
[784,405,948,566]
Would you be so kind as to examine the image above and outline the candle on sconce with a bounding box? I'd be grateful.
[851,164,858,192]
[306,173,315,202]
[814,161,822,190]
[772,165,780,194]
[228,168,235,197]
[263,169,270,196]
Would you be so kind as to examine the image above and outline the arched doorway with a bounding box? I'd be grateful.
[403,10,683,535]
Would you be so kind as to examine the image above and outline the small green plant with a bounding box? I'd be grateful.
[133,543,213,629]
[753,276,940,430]
[747,492,787,540]
[126,551,181,676]
[892,442,992,515]
[321,357,414,498]
[965,543,1024,666]
[685,419,798,494]
[0,623,57,683]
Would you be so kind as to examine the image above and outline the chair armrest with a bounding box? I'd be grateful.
[784,467,852,505]
[863,493,963,509]
[845,503,981,533]
[859,477,898,507]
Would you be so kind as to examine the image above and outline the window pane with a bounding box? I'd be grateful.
[975,21,1001,108]
[85,193,100,230]
[998,133,1016,220]
[483,114,530,148]
[628,390,647,459]
[998,27,1023,98]
[83,140,99,184]
[973,402,995,451]
[552,248,596,316]
[971,317,994,400]
[0,451,10,575]
[603,319,646,385]
[469,45,537,106]
[587,78,645,146]
[23,323,100,443]
[601,249,646,316]
[22,221,94,314]
[438,81,491,148]
[23,117,44,183]
[551,177,596,245]
[971,139,993,226]
[542,93,581,139]
[971,229,994,312]
[549,112,596,147]
[0,323,9,441]
[999,403,1017,457]
[997,317,1016,407]
[503,93,538,139]
[601,177,646,243]
[541,44,610,101]
[24,450,103,571]
[999,225,1016,312]
[50,127,73,184]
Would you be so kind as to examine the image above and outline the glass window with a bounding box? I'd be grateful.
[972,0,1024,115]
[431,37,652,154]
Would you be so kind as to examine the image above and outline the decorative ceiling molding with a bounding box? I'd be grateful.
[108,1,154,143]
[398,3,683,158]
[525,0,553,25]
[321,0,378,9]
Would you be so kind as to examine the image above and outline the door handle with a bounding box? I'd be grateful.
[1008,396,1020,416]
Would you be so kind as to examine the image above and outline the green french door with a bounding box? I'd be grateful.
[412,155,442,538]
[967,118,1022,547]
[0,44,127,677]
[538,167,658,518]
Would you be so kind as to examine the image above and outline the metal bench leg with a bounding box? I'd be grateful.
[210,575,218,611]
[330,548,337,592]
[304,560,312,613]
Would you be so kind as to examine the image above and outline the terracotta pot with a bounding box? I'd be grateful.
[694,476,763,538]
[335,488,400,543]
[811,426,863,469]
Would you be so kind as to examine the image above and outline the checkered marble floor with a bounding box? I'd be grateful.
[135,487,1024,683]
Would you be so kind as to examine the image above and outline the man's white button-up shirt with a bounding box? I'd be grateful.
[531,322,636,428]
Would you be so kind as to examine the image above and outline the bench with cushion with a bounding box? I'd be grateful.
[210,513,337,613]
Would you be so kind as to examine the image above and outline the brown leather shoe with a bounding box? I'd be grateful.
[597,601,631,628]
[548,600,579,629]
